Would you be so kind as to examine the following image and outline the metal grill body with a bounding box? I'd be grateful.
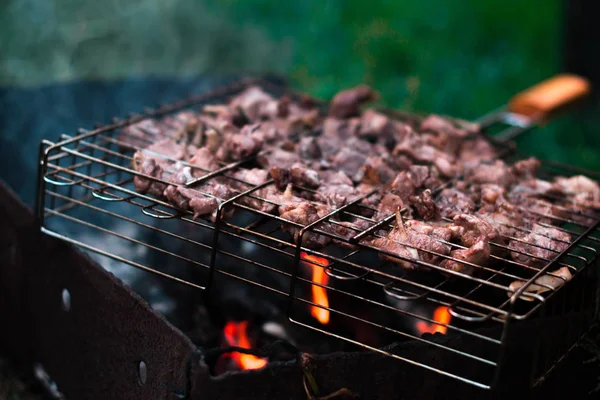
[35,78,600,391]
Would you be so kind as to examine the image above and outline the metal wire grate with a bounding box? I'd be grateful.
[36,78,600,390]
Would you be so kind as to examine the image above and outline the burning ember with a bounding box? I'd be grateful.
[415,306,452,335]
[223,321,267,370]
[301,252,330,325]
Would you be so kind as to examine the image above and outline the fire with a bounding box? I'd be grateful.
[415,306,452,335]
[301,251,330,325]
[223,321,267,370]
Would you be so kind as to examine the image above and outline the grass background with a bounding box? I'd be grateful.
[1,0,599,171]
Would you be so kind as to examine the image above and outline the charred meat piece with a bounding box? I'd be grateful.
[315,170,357,207]
[328,85,378,119]
[329,146,368,178]
[270,163,320,190]
[458,137,498,167]
[509,224,571,267]
[408,189,440,221]
[449,214,501,247]
[465,160,515,189]
[279,201,332,248]
[131,139,189,196]
[297,137,322,160]
[257,148,301,169]
[131,153,169,197]
[510,157,541,179]
[393,133,457,177]
[369,210,451,271]
[437,188,477,218]
[553,175,600,209]
[441,240,490,276]
[216,123,265,161]
[119,119,169,149]
[189,147,220,173]
[354,155,399,185]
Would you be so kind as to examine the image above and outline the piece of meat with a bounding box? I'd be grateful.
[269,163,320,190]
[315,170,357,207]
[189,147,220,173]
[437,188,476,218]
[257,148,301,169]
[449,214,501,247]
[329,85,378,118]
[458,136,498,168]
[553,175,600,209]
[329,146,368,178]
[353,155,397,185]
[119,119,169,149]
[440,239,490,276]
[408,189,440,221]
[510,157,541,179]
[144,138,189,161]
[322,117,362,140]
[392,131,458,178]
[216,123,265,161]
[228,86,278,123]
[279,201,332,248]
[131,152,169,197]
[465,160,515,188]
[131,139,188,196]
[509,224,571,267]
[297,137,322,160]
[368,210,451,271]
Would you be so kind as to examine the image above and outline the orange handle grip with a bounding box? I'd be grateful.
[507,74,591,120]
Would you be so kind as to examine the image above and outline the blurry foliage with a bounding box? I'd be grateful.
[1,0,599,170]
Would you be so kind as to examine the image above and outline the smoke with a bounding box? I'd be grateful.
[1,0,293,86]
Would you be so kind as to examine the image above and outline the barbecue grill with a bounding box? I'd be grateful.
[34,75,600,395]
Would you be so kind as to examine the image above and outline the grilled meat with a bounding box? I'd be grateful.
[509,224,571,267]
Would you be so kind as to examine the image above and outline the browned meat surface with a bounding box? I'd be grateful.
[464,160,515,188]
[257,148,301,169]
[131,153,169,197]
[437,188,476,218]
[189,147,219,173]
[509,224,571,267]
[369,210,451,271]
[297,137,322,160]
[441,239,490,276]
[449,214,501,247]
[216,123,265,161]
[408,189,440,221]
[124,84,600,279]
[131,139,189,196]
[279,201,332,248]
[328,85,378,119]
[315,170,357,207]
[458,137,497,167]
[119,119,169,149]
[393,133,457,177]
[270,163,320,190]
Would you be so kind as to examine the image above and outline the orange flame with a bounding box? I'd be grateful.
[223,321,267,370]
[301,251,330,325]
[415,306,452,335]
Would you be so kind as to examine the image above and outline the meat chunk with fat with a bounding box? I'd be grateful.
[279,201,332,248]
[270,163,320,190]
[368,210,451,271]
[328,85,378,119]
[509,224,571,267]
[437,188,476,218]
[408,189,440,221]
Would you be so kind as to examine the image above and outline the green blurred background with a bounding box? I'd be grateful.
[1,0,599,170]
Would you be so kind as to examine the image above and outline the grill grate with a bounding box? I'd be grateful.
[36,77,600,390]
